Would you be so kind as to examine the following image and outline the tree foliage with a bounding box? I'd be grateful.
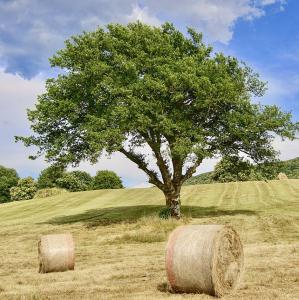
[38,166,93,191]
[92,170,123,189]
[10,177,37,201]
[56,172,89,192]
[17,22,298,218]
[37,165,65,189]
[211,156,265,183]
[0,165,19,203]
[71,170,93,188]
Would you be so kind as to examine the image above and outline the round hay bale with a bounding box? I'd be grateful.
[38,233,75,273]
[277,172,288,180]
[166,225,244,297]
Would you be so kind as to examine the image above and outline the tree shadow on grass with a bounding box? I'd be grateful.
[45,205,257,227]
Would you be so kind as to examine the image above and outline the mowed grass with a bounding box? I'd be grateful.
[0,179,298,299]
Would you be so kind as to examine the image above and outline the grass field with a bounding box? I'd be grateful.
[0,179,298,299]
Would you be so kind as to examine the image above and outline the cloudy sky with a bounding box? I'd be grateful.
[0,0,298,187]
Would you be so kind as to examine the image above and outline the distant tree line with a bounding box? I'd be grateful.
[185,155,299,185]
[0,165,123,203]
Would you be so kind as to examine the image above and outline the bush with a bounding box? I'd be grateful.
[70,171,93,189]
[34,188,69,199]
[92,170,123,190]
[56,173,88,192]
[10,177,37,201]
[37,165,65,189]
[0,165,19,203]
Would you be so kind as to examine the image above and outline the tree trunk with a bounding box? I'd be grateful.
[165,191,181,219]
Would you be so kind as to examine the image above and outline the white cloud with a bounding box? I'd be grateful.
[126,4,161,26]
[259,0,285,6]
[0,69,47,177]
[0,70,44,124]
[265,75,299,100]
[142,0,285,43]
[194,158,220,175]
[0,0,287,77]
[255,73,299,117]
[273,137,299,161]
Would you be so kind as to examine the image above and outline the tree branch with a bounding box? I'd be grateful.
[167,141,184,187]
[143,131,173,187]
[181,157,203,183]
[119,147,165,190]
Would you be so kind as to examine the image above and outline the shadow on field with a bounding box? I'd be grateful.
[45,205,256,227]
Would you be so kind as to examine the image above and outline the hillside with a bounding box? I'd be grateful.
[0,179,298,225]
[184,171,213,185]
[185,156,299,185]
[0,180,298,299]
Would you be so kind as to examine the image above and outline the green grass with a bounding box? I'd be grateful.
[0,179,298,225]
[0,179,298,299]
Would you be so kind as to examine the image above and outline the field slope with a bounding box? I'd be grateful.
[0,180,298,299]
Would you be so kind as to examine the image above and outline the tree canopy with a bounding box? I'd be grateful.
[210,155,277,183]
[0,165,19,203]
[37,164,65,189]
[18,22,298,218]
[55,170,93,192]
[93,170,123,190]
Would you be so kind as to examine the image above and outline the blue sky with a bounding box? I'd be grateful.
[0,0,298,187]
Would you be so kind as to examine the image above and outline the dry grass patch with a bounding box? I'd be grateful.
[0,180,298,299]
[34,188,69,199]
[0,212,298,299]
[111,216,190,244]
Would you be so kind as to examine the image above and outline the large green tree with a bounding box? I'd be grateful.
[18,22,298,218]
[0,166,19,203]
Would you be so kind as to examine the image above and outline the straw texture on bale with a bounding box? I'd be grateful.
[277,172,288,180]
[166,225,244,297]
[38,233,75,273]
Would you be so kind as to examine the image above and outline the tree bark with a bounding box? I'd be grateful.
[164,190,181,219]
[121,137,203,220]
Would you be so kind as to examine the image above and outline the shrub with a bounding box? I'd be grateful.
[34,188,69,199]
[0,165,19,203]
[37,165,65,189]
[92,170,123,190]
[56,173,88,192]
[70,171,93,189]
[10,177,37,201]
